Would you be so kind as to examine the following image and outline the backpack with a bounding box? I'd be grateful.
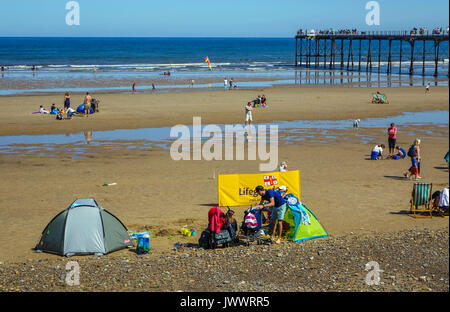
[407,145,415,158]
[198,229,215,249]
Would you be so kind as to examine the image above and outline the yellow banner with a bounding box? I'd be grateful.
[218,170,300,207]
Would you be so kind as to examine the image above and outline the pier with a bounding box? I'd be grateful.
[295,30,449,76]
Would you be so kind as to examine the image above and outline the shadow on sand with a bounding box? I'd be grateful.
[384,175,408,181]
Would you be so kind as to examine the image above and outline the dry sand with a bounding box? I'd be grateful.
[0,86,448,264]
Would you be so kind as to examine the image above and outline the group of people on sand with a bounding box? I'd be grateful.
[224,182,293,245]
[132,82,156,93]
[244,95,268,126]
[37,92,95,119]
[253,183,294,244]
[370,122,424,181]
[223,77,237,89]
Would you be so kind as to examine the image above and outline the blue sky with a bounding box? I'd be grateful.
[1,0,449,37]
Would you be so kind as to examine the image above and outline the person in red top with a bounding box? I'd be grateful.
[387,123,397,155]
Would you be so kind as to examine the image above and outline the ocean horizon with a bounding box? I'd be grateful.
[1,37,448,95]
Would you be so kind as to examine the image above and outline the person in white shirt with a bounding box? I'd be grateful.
[439,188,449,209]
[371,144,385,160]
[66,107,76,119]
[245,102,253,126]
[39,105,49,114]
[279,161,288,172]
[224,78,228,90]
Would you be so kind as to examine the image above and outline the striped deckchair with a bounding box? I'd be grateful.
[371,93,380,104]
[379,93,390,104]
[411,182,433,218]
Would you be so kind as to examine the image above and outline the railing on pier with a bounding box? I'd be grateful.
[294,30,450,76]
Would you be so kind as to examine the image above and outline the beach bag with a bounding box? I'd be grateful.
[214,229,232,245]
[407,145,415,158]
[244,211,258,229]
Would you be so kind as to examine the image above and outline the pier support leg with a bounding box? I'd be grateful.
[378,39,381,73]
[367,40,372,72]
[315,39,319,68]
[434,41,440,77]
[409,40,415,75]
[358,40,362,71]
[422,40,426,75]
[387,39,392,75]
[300,38,303,67]
[347,40,353,71]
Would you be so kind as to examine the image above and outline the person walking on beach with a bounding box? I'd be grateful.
[84,92,92,117]
[152,83,156,92]
[407,139,422,175]
[132,82,136,93]
[387,123,397,155]
[229,78,233,89]
[63,92,71,110]
[425,83,430,93]
[84,131,92,144]
[224,78,228,90]
[255,186,288,245]
[191,79,195,88]
[245,102,253,127]
[404,151,421,180]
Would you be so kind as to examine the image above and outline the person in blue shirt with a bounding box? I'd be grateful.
[255,185,287,244]
[390,146,407,160]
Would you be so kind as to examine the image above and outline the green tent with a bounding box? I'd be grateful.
[283,194,327,242]
[35,199,133,257]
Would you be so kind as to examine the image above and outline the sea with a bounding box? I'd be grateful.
[0,37,448,95]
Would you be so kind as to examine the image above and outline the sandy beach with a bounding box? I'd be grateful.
[0,86,448,136]
[0,85,448,265]
[0,84,447,293]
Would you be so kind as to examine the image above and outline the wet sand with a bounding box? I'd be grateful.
[0,85,448,264]
[0,86,448,136]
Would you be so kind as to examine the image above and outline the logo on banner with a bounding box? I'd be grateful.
[263,175,278,187]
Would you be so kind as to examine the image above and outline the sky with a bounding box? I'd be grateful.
[1,0,449,37]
